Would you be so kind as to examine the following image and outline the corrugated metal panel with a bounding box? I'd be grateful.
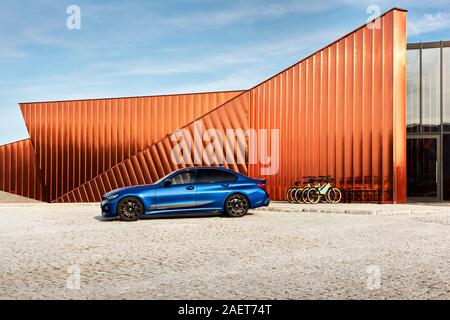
[392,9,407,203]
[247,9,407,203]
[0,139,46,201]
[55,93,250,203]
[20,91,243,202]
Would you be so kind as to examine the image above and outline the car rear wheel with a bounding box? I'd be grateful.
[117,197,144,221]
[225,194,249,217]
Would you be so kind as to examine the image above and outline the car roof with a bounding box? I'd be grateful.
[184,166,231,171]
[172,166,250,179]
[181,166,245,175]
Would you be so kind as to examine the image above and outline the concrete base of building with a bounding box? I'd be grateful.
[255,201,450,215]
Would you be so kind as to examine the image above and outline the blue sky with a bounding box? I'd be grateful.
[1,0,449,145]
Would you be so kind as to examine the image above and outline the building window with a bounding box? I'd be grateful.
[407,50,420,133]
[422,48,441,132]
[444,47,450,131]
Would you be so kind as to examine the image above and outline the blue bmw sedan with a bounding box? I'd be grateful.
[101,167,270,221]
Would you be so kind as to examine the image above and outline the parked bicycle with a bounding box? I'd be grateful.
[285,176,315,203]
[285,175,342,204]
[307,176,342,204]
[296,176,318,204]
[285,181,301,203]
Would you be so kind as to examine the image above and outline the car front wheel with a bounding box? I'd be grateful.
[117,197,144,221]
[225,194,249,217]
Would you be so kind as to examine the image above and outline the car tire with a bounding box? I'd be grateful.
[117,197,144,221]
[225,194,249,218]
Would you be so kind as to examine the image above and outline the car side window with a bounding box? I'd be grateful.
[171,171,195,185]
[196,169,237,184]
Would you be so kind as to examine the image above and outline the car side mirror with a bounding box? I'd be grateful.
[163,179,173,187]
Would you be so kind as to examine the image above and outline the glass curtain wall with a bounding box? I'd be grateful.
[422,48,441,132]
[444,47,450,131]
[443,47,450,200]
[407,49,420,132]
[407,42,450,201]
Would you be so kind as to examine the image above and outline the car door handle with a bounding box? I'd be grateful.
[221,183,230,187]
[186,186,195,190]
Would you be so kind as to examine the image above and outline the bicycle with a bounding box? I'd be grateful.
[307,176,342,204]
[285,181,301,203]
[295,176,318,204]
[286,177,315,203]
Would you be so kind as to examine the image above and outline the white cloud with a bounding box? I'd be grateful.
[0,45,26,58]
[162,0,331,28]
[154,72,262,94]
[338,0,450,9]
[408,11,450,36]
[110,23,347,78]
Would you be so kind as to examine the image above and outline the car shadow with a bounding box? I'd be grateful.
[95,211,223,222]
[94,216,119,222]
[95,210,255,222]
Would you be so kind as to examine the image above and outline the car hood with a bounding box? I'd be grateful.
[104,184,158,196]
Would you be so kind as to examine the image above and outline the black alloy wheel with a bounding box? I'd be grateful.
[225,194,250,217]
[118,197,144,221]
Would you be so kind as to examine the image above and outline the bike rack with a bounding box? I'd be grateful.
[286,176,341,204]
[342,189,383,204]
[286,176,385,204]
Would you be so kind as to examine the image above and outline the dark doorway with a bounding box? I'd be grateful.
[407,136,440,201]
[443,135,450,200]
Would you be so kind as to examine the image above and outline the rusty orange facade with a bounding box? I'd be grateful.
[19,91,243,202]
[0,139,46,201]
[248,8,407,203]
[55,93,251,203]
[0,8,407,204]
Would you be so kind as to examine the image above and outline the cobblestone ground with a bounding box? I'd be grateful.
[0,203,449,299]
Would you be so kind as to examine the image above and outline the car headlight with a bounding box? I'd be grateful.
[104,194,119,201]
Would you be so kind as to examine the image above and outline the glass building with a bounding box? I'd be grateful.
[407,41,450,201]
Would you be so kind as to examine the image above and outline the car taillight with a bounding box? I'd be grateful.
[257,183,266,190]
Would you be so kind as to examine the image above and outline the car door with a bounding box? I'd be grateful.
[195,169,237,210]
[155,169,197,211]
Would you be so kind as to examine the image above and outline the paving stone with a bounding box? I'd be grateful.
[0,203,449,299]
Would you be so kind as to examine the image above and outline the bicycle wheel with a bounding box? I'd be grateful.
[302,188,310,203]
[290,188,298,203]
[327,188,342,204]
[307,188,321,204]
[286,188,294,202]
[293,188,304,203]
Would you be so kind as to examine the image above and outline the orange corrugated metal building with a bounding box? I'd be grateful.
[55,92,251,203]
[248,8,407,202]
[0,8,408,204]
[20,91,243,202]
[0,139,46,201]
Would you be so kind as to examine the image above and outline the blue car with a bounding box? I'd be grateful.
[101,167,270,221]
